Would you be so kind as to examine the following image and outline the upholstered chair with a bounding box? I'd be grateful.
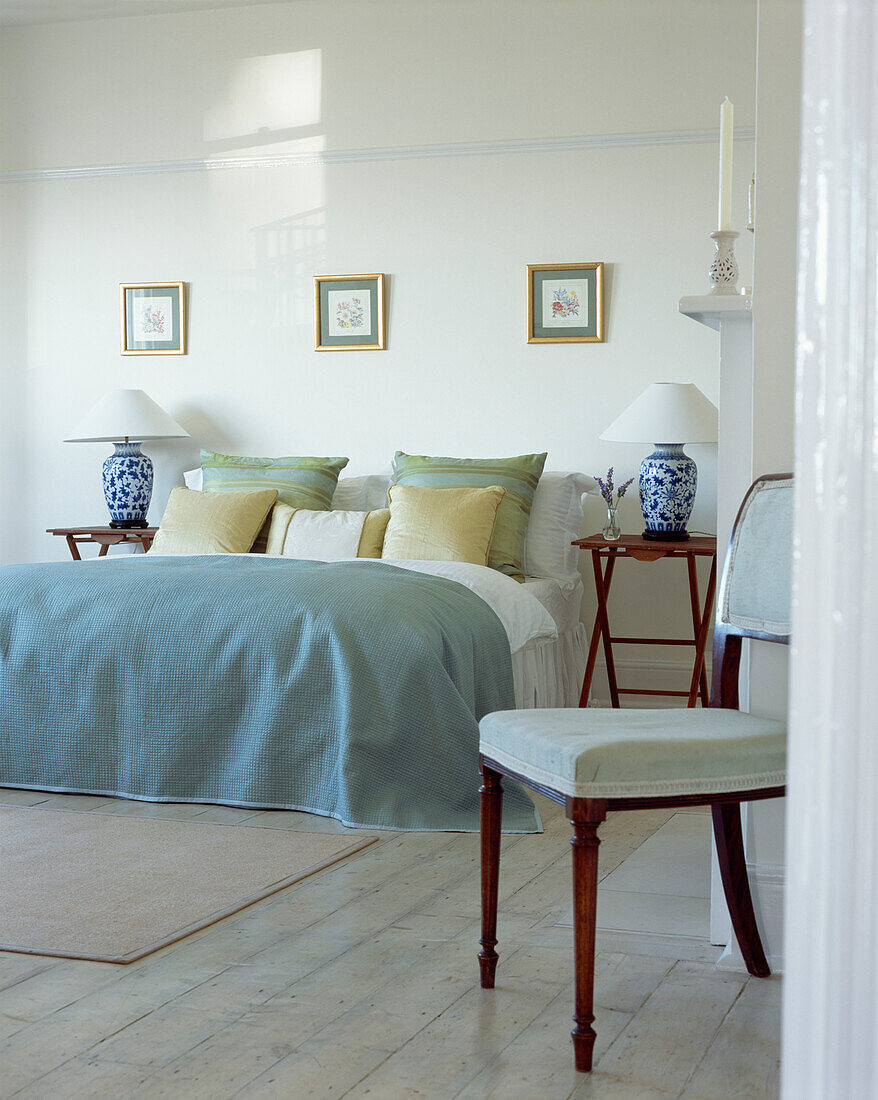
[477,474,791,1072]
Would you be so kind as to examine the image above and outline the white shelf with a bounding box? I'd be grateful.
[678,294,753,331]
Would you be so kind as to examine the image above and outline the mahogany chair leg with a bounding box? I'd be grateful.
[568,796,607,1072]
[711,801,771,977]
[478,764,504,988]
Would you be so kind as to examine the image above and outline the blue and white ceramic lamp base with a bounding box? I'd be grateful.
[639,444,697,542]
[102,441,153,528]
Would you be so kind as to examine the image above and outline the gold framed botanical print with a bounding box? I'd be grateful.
[120,282,186,355]
[314,273,386,351]
[527,263,604,344]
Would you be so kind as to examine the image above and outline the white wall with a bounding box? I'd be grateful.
[0,1,757,671]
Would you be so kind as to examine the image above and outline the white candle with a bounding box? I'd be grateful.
[718,96,734,230]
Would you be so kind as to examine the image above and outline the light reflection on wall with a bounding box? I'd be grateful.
[205,49,326,344]
[253,207,326,331]
[203,49,322,156]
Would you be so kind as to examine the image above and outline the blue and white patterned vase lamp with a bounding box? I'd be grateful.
[65,389,189,528]
[600,382,718,542]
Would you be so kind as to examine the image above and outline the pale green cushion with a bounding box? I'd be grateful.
[393,450,547,581]
[201,450,349,553]
[201,450,348,510]
[479,708,786,798]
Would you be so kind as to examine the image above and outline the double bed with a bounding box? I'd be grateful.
[0,469,591,832]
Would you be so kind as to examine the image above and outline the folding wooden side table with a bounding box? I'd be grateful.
[572,533,718,708]
[47,526,157,560]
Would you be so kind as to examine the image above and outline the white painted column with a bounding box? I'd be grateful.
[712,306,755,960]
[782,0,878,1096]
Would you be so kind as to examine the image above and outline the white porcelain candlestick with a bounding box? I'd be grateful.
[708,229,739,294]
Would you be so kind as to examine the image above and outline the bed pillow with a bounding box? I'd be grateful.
[190,468,391,510]
[392,451,547,581]
[266,506,391,559]
[200,450,348,509]
[382,484,506,566]
[524,471,597,584]
[332,472,393,511]
[148,487,278,555]
[201,450,348,552]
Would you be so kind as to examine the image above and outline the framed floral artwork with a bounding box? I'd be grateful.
[526,263,604,343]
[120,282,186,355]
[314,273,386,351]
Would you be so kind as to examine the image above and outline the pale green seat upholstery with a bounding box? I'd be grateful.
[479,707,786,799]
[479,474,792,801]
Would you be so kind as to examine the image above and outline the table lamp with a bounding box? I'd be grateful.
[65,389,189,528]
[600,382,718,541]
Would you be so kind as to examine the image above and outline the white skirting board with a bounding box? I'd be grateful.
[715,862,785,974]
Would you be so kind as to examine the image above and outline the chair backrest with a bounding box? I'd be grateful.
[712,474,793,708]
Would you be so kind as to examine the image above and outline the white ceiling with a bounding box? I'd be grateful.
[0,0,287,26]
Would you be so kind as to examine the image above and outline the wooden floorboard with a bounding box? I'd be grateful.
[0,789,780,1099]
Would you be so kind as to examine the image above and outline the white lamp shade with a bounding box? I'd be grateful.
[600,382,718,444]
[64,389,190,443]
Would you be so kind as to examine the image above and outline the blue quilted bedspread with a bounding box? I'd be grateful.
[0,556,539,831]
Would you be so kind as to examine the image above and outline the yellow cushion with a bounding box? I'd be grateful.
[264,505,391,559]
[358,509,390,557]
[149,487,278,555]
[382,485,506,566]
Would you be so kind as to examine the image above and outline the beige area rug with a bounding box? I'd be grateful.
[0,806,377,964]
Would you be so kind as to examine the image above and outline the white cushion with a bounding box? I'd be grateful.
[524,472,597,584]
[272,509,368,560]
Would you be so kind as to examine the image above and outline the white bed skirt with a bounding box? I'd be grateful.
[512,622,588,710]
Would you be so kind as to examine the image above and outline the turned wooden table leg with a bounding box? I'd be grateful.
[568,796,607,1071]
[479,762,504,988]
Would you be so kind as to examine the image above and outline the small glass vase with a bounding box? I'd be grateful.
[602,504,621,541]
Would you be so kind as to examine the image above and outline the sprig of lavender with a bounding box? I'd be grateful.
[594,466,635,508]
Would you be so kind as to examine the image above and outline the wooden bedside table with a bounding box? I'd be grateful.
[48,526,157,560]
[572,532,718,709]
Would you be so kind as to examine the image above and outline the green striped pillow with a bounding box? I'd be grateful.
[201,451,348,551]
[393,451,547,581]
[201,450,348,510]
